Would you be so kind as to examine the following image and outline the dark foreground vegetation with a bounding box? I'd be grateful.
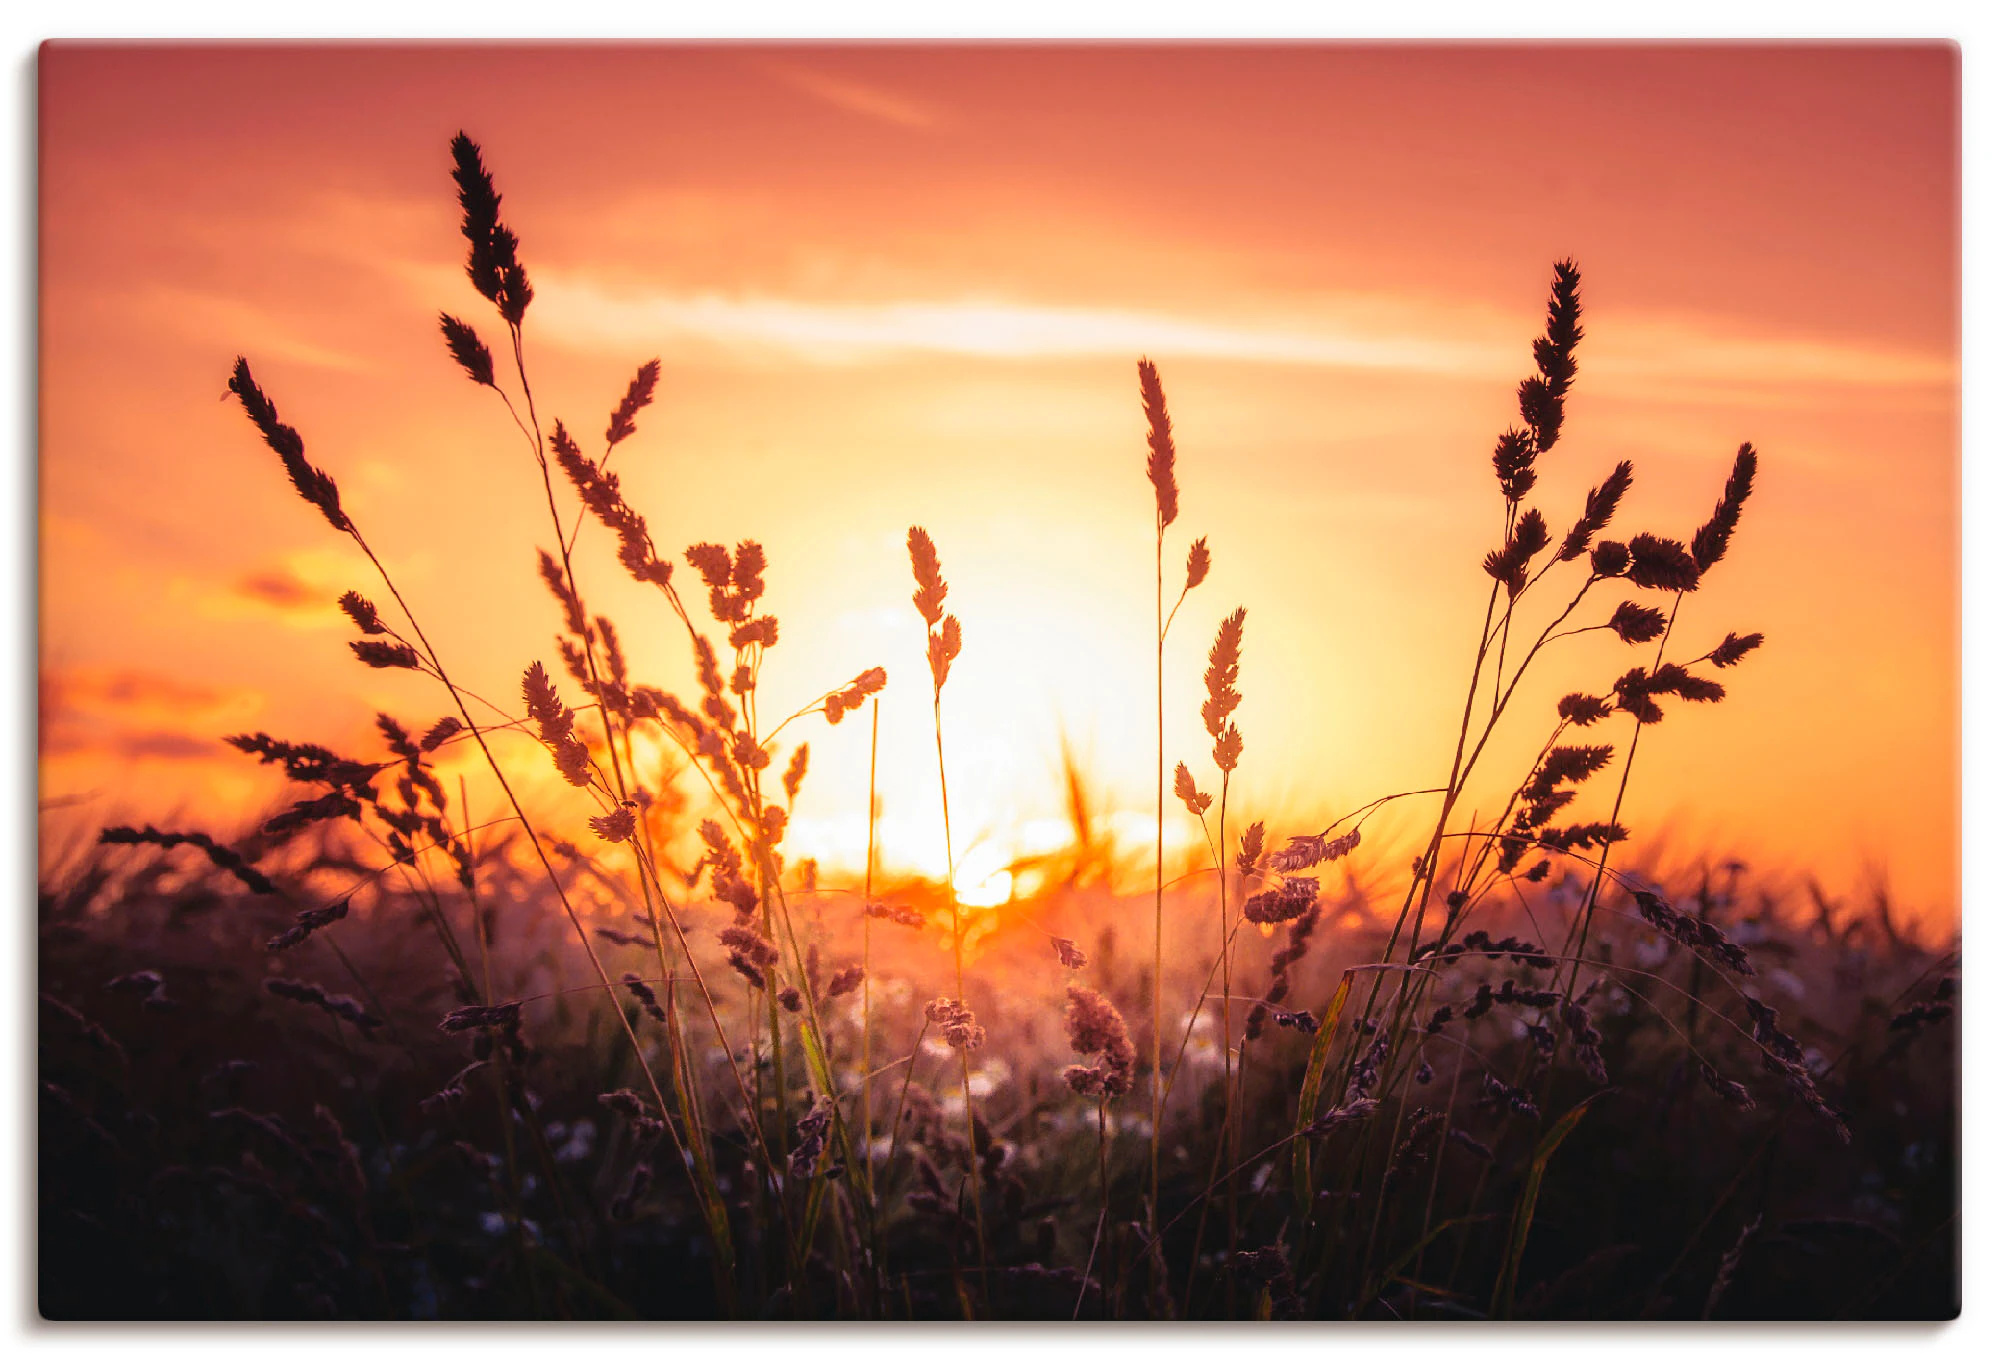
[39,830,1957,1320]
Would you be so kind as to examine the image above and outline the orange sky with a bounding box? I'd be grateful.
[37,44,1959,925]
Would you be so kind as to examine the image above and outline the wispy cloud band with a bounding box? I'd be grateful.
[528,273,1955,398]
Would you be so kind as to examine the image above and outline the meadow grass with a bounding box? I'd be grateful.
[38,134,1958,1321]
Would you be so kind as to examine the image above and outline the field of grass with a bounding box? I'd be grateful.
[36,134,1959,1322]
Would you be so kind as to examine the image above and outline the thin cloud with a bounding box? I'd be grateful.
[177,549,360,632]
[532,278,1493,374]
[528,275,1955,401]
[46,666,251,722]
[146,284,372,374]
[761,59,942,130]
[39,666,259,764]
[1590,315,1958,392]
[236,569,320,609]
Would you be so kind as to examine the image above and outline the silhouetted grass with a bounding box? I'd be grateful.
[37,133,1957,1321]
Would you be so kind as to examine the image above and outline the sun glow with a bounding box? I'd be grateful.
[952,841,1015,909]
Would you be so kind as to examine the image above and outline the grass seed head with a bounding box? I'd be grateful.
[227,358,349,533]
[438,312,495,387]
[1138,357,1179,531]
[605,359,661,447]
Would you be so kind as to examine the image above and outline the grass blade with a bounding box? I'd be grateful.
[1492,1094,1602,1318]
[1292,970,1354,1222]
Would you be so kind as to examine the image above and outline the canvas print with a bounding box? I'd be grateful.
[36,43,1958,1320]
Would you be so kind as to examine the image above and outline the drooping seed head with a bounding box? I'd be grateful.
[227,358,349,533]
[438,313,496,387]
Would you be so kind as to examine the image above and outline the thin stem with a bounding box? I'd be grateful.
[345,531,719,1266]
[931,683,990,1311]
[1216,769,1235,1312]
[1561,591,1683,992]
[861,698,880,1203]
[1152,523,1166,1230]
[884,1019,932,1174]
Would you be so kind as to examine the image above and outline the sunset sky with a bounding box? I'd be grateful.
[37,44,1959,925]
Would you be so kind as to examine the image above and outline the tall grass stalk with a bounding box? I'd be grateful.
[1140,358,1206,1231]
